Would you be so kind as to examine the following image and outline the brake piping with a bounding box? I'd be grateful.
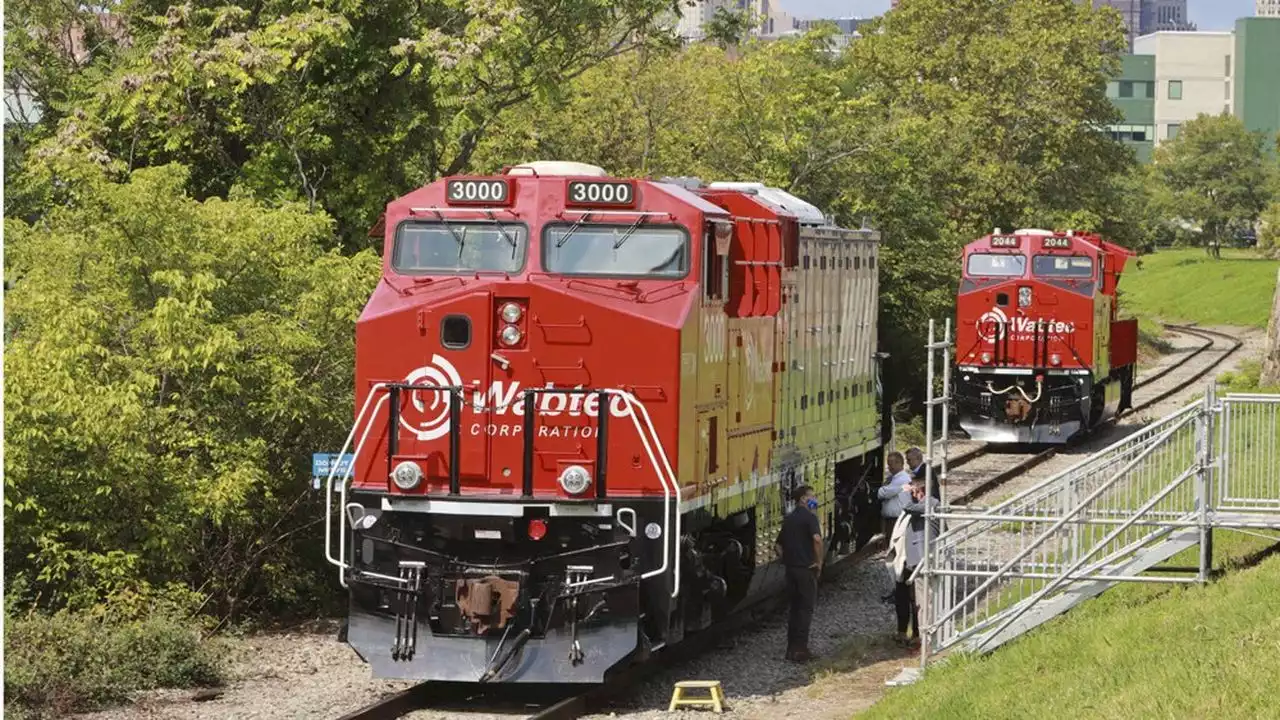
[986,377,1044,404]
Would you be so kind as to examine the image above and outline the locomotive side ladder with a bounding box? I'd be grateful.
[322,385,684,595]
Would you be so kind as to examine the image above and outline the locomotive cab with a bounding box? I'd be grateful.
[953,229,1137,444]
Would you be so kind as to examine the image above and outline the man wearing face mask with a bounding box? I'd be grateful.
[775,484,824,662]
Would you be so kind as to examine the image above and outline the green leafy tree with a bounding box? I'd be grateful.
[838,0,1132,401]
[4,148,379,618]
[7,0,678,247]
[703,7,754,48]
[475,27,870,208]
[1152,113,1271,257]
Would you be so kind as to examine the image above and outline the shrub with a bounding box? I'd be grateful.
[4,609,225,718]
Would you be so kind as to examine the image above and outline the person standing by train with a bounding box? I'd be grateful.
[905,446,940,500]
[878,451,912,604]
[890,479,941,647]
[775,484,823,662]
[878,451,912,540]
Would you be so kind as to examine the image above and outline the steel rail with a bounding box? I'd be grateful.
[334,541,885,720]
[334,327,1244,719]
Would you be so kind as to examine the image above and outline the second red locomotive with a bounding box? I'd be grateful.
[954,229,1138,444]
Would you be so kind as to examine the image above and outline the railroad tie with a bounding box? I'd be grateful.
[668,680,726,713]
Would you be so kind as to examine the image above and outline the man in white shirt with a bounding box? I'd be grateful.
[877,451,912,540]
[877,451,912,603]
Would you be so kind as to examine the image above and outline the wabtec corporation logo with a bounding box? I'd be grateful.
[398,355,633,441]
[975,307,1076,342]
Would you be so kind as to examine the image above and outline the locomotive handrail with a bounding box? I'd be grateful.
[325,382,392,587]
[324,384,683,598]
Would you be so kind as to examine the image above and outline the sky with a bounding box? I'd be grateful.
[783,0,1258,31]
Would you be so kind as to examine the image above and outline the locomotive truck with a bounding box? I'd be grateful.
[953,228,1138,444]
[323,161,887,683]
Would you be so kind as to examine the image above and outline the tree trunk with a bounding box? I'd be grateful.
[1261,269,1280,387]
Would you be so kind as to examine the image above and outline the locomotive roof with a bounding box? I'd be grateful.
[653,181,732,217]
[707,182,827,226]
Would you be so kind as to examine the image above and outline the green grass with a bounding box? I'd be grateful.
[854,393,1280,720]
[1120,248,1280,330]
[857,534,1280,720]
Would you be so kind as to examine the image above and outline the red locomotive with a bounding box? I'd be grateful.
[954,229,1138,444]
[324,161,886,683]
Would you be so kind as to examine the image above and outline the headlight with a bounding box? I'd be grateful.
[558,465,591,495]
[500,324,522,346]
[500,302,523,323]
[1018,287,1032,308]
[391,461,423,490]
[1050,353,1061,366]
[980,352,992,364]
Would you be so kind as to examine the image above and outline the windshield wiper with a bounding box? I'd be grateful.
[555,212,594,248]
[612,216,648,250]
[432,210,468,251]
[484,210,519,252]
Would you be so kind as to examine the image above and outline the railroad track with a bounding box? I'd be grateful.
[942,323,1242,506]
[337,541,884,720]
[336,324,1243,720]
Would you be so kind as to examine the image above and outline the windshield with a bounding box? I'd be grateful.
[392,221,527,274]
[966,253,1026,277]
[543,224,689,277]
[1033,255,1094,278]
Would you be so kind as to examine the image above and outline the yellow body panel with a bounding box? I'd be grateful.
[676,224,881,568]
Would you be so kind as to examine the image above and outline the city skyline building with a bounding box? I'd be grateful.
[1258,0,1280,17]
[1092,0,1196,50]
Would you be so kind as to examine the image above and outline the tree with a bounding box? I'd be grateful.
[474,27,871,209]
[6,0,679,248]
[1152,113,1271,258]
[479,0,1136,408]
[703,7,753,49]
[4,148,380,618]
[838,0,1133,403]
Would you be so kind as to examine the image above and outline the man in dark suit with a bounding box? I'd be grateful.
[906,446,941,500]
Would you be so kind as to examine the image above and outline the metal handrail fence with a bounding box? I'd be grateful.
[919,383,1280,667]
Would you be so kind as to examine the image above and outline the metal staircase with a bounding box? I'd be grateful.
[916,384,1280,668]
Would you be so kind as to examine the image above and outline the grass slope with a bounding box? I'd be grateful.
[858,541,1280,720]
[1120,248,1280,329]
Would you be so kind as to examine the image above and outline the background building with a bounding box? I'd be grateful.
[1091,0,1194,50]
[674,0,768,41]
[1258,0,1280,18]
[1133,31,1233,143]
[1109,17,1280,159]
[1234,17,1280,138]
[1106,55,1157,162]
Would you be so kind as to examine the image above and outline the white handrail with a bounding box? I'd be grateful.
[611,389,683,598]
[324,384,683,597]
[325,383,389,581]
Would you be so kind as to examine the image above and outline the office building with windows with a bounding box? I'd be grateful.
[1106,54,1157,162]
[1133,31,1234,144]
[1258,0,1280,18]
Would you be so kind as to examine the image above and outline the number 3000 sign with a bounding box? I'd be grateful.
[567,181,633,206]
[446,179,509,204]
